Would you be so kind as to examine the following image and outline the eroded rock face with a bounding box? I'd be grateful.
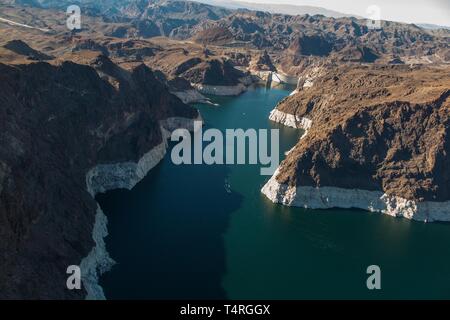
[0,59,199,299]
[264,65,450,220]
[181,58,246,86]
[288,34,333,57]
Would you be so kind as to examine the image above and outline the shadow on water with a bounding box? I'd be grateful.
[97,140,243,299]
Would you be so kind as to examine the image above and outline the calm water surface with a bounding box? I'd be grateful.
[98,85,450,299]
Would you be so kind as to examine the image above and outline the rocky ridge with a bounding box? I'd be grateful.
[0,57,199,299]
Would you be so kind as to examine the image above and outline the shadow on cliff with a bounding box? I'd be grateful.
[96,141,242,299]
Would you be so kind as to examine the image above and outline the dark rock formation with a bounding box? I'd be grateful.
[173,57,202,76]
[0,59,198,299]
[272,65,450,202]
[167,76,193,91]
[133,19,161,38]
[107,40,156,60]
[181,59,245,86]
[337,45,379,63]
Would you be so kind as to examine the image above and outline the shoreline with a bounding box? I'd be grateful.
[81,115,202,300]
[172,78,259,104]
[261,170,450,222]
[269,109,312,132]
[191,74,257,97]
[174,72,300,102]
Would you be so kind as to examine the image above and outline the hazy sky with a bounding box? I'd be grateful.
[240,0,450,26]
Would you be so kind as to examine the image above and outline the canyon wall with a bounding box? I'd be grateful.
[263,65,450,222]
[0,60,199,299]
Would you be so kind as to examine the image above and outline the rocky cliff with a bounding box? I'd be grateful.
[0,58,199,299]
[263,65,450,221]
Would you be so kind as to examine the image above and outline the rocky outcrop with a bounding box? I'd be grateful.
[71,39,110,57]
[263,65,450,222]
[86,129,169,198]
[86,115,200,196]
[262,170,450,222]
[0,59,200,299]
[337,45,379,63]
[173,58,203,76]
[287,34,333,57]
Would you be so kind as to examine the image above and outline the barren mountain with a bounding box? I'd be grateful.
[2,0,448,66]
[0,57,199,299]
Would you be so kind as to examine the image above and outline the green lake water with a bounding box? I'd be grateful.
[98,85,450,299]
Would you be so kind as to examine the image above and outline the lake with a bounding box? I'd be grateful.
[98,85,450,299]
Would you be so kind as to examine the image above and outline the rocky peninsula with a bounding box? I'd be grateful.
[263,65,450,222]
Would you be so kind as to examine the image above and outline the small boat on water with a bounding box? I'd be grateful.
[224,179,232,194]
